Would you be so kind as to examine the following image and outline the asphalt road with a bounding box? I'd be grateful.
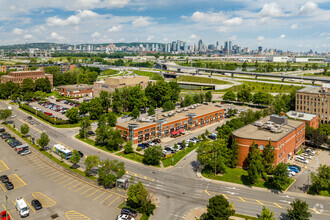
[1,101,330,220]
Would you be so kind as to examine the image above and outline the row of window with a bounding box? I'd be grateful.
[297,94,328,102]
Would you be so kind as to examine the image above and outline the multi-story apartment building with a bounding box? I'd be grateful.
[296,84,330,124]
[0,70,53,87]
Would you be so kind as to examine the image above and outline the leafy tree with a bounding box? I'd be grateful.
[262,140,275,174]
[310,165,330,194]
[98,159,126,188]
[305,126,328,147]
[223,91,236,101]
[246,142,263,184]
[35,77,51,93]
[79,117,91,139]
[65,107,79,123]
[106,128,124,151]
[237,88,252,103]
[21,78,35,93]
[272,163,289,189]
[286,199,312,220]
[78,101,90,115]
[37,132,50,149]
[33,91,47,100]
[201,195,235,220]
[20,123,29,136]
[127,181,156,215]
[229,139,239,168]
[124,141,134,154]
[162,100,175,111]
[253,92,273,105]
[69,149,81,167]
[131,106,140,119]
[89,98,104,120]
[143,145,162,165]
[148,106,155,116]
[95,115,108,145]
[100,91,111,113]
[205,91,212,102]
[259,206,275,220]
[107,112,117,127]
[84,155,100,176]
[0,109,12,122]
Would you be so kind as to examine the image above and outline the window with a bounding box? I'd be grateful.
[138,131,143,136]
[145,129,149,133]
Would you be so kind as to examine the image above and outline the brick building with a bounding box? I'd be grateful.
[93,75,149,97]
[0,70,53,87]
[286,111,319,129]
[232,115,305,167]
[0,65,28,72]
[116,104,225,144]
[296,84,330,124]
[57,84,93,98]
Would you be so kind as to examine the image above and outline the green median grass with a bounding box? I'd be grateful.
[176,75,232,85]
[202,167,294,191]
[162,144,199,167]
[115,151,161,168]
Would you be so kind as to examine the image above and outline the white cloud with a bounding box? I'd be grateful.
[12,28,23,35]
[49,32,65,41]
[298,2,318,15]
[104,0,130,8]
[216,26,228,32]
[257,36,264,41]
[46,10,98,26]
[190,11,225,23]
[147,35,154,41]
[108,25,122,32]
[74,0,100,9]
[91,32,101,38]
[24,34,33,39]
[73,0,130,10]
[132,17,152,27]
[229,35,237,41]
[279,34,286,39]
[33,25,46,34]
[290,24,298,30]
[223,17,243,25]
[189,34,198,40]
[259,2,283,17]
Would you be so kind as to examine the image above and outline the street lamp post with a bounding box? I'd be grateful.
[5,195,8,212]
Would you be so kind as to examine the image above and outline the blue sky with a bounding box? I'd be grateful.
[0,0,329,52]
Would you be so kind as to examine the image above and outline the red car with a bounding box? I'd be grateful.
[1,211,10,220]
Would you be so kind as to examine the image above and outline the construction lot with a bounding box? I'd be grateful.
[0,134,124,220]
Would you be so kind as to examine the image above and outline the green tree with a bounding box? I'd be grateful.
[223,91,236,101]
[20,123,29,136]
[98,159,126,188]
[84,155,100,176]
[205,91,212,102]
[148,106,155,116]
[229,139,239,168]
[0,109,12,123]
[35,77,51,93]
[95,115,108,145]
[33,91,47,100]
[89,98,104,120]
[143,145,162,165]
[127,181,156,215]
[69,149,81,167]
[100,91,111,113]
[107,112,117,127]
[79,117,91,139]
[131,106,140,119]
[78,101,90,115]
[246,142,263,184]
[65,107,79,123]
[106,128,124,151]
[259,206,275,220]
[202,195,235,220]
[310,165,330,194]
[272,162,289,190]
[286,199,312,220]
[21,78,35,93]
[253,92,273,105]
[162,100,175,111]
[237,88,252,103]
[124,141,134,154]
[37,132,50,149]
[262,140,275,174]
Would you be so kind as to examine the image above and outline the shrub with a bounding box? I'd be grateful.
[136,147,143,151]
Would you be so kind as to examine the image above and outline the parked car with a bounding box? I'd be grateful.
[18,149,31,156]
[295,156,309,164]
[0,133,11,139]
[121,115,128,119]
[9,140,22,148]
[137,143,147,149]
[117,214,134,220]
[15,197,29,217]
[302,153,312,159]
[121,208,137,217]
[31,199,42,210]
[0,128,5,133]
[5,137,16,143]
[288,165,301,171]
[152,138,161,144]
[0,175,9,183]
[305,149,315,156]
[208,133,217,140]
[78,151,84,158]
[288,166,299,173]
[287,169,296,177]
[0,211,10,220]
[27,116,33,120]
[5,182,14,190]
[87,131,95,136]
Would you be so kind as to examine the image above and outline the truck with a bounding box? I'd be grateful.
[15,197,29,217]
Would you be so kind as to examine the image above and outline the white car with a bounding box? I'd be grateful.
[15,197,29,217]
[10,115,17,118]
[295,156,309,164]
[117,214,135,220]
[302,153,312,159]
[287,169,296,176]
[306,149,315,156]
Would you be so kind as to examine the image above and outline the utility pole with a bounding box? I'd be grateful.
[5,195,8,212]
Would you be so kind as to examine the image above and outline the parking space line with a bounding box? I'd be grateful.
[41,168,54,174]
[99,194,112,204]
[49,173,65,180]
[45,171,61,178]
[204,190,211,196]
[256,200,264,205]
[32,192,56,208]
[65,210,90,220]
[274,203,283,208]
[64,180,77,187]
[96,192,108,202]
[39,166,52,172]
[23,197,36,214]
[55,176,70,183]
[222,194,229,199]
[1,204,14,220]
[31,163,47,168]
[86,189,99,198]
[0,160,9,172]
[9,174,27,187]
[108,196,119,206]
[0,184,6,192]
[80,187,94,195]
[69,182,83,190]
[239,197,246,202]
[74,185,88,192]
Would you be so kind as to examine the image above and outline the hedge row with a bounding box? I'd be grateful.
[19,104,68,125]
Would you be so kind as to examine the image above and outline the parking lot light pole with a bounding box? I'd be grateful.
[5,195,8,211]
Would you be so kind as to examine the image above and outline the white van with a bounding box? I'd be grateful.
[15,197,29,217]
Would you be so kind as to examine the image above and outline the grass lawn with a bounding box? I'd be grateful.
[101,69,120,75]
[4,123,96,180]
[308,189,330,197]
[202,167,294,190]
[231,213,258,220]
[115,151,161,168]
[75,134,118,153]
[132,70,163,80]
[218,81,304,93]
[232,76,320,86]
[162,144,199,167]
[176,75,232,85]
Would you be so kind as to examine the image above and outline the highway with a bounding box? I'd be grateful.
[1,101,330,220]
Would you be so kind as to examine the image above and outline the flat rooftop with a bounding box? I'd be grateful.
[117,103,223,129]
[232,116,304,142]
[286,111,317,121]
[297,84,330,94]
[57,84,93,91]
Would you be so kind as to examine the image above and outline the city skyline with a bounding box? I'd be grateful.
[0,0,329,52]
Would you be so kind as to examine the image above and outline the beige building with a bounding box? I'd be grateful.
[57,84,93,98]
[93,75,149,97]
[0,70,53,87]
[296,84,330,124]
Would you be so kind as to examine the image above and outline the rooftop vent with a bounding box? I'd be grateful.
[292,112,297,116]
[298,113,304,117]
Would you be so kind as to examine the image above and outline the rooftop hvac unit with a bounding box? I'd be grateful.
[176,110,182,113]
[190,105,195,109]
[183,108,188,111]
[162,113,168,117]
[139,117,145,122]
[168,111,174,116]
[292,112,297,116]
[254,121,263,127]
[271,127,278,133]
[298,114,304,117]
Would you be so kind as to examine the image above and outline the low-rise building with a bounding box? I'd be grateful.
[57,84,93,98]
[116,104,225,144]
[232,115,305,167]
[286,111,319,129]
[93,75,149,97]
[0,70,53,87]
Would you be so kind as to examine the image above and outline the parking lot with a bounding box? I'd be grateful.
[0,128,125,220]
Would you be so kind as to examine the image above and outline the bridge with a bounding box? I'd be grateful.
[155,62,330,84]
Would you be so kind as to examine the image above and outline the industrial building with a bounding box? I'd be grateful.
[232,114,305,167]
